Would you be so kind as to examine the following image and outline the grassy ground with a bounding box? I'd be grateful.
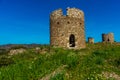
[0,43,120,80]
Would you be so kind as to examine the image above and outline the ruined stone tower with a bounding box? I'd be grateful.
[88,37,94,44]
[50,7,86,49]
[102,33,114,43]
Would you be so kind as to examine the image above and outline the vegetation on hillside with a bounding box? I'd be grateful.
[0,43,120,80]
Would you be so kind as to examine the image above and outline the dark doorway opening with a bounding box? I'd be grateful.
[69,34,75,47]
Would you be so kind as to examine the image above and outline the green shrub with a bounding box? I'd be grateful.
[0,49,8,55]
[0,55,14,67]
[93,50,111,59]
[66,52,79,69]
[93,50,105,56]
[112,57,120,68]
[94,56,104,65]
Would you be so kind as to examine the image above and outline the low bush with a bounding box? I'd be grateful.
[0,49,8,55]
[0,55,14,67]
[66,52,79,69]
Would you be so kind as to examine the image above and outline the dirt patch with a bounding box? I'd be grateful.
[102,72,120,80]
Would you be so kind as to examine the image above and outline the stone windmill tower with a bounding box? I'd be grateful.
[88,37,94,44]
[102,33,114,43]
[50,7,86,49]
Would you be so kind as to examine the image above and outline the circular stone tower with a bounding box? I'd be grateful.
[88,37,94,44]
[102,33,114,43]
[108,33,114,43]
[50,7,86,49]
[102,34,108,42]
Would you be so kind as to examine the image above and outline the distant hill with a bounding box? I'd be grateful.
[0,44,47,50]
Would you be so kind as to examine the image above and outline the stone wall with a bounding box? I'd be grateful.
[50,9,63,20]
[67,7,84,21]
[50,7,86,49]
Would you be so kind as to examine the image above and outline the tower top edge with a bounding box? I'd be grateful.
[50,7,84,19]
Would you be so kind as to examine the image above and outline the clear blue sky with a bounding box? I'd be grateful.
[0,0,120,44]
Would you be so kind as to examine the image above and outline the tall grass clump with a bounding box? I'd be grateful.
[65,52,79,69]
